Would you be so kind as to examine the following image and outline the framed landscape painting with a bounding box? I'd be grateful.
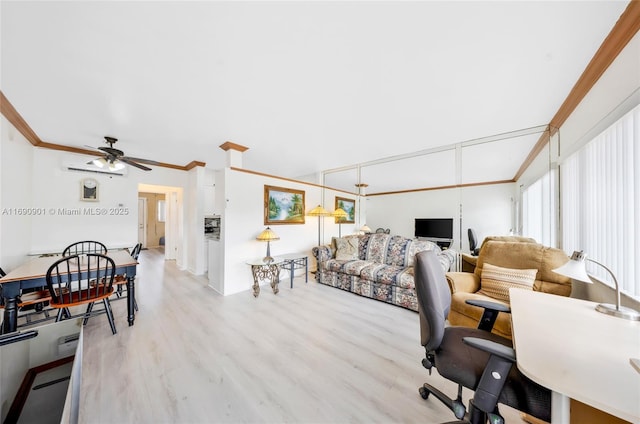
[264,185,305,225]
[335,196,355,224]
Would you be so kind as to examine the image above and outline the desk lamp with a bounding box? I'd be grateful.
[332,208,348,237]
[256,227,279,263]
[552,251,640,321]
[307,205,331,245]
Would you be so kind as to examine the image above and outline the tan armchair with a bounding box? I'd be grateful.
[446,238,571,339]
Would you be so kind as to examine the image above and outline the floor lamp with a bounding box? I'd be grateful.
[307,205,331,245]
[332,208,348,237]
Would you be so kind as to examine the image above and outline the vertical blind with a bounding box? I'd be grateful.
[522,169,556,248]
[561,104,639,298]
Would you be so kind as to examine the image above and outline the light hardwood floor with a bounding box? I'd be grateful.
[79,248,524,423]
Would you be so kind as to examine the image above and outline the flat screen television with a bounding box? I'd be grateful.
[414,218,453,240]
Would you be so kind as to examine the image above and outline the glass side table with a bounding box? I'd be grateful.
[246,259,280,297]
[277,253,308,288]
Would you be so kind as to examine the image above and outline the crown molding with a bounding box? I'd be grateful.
[0,91,206,172]
[514,0,640,182]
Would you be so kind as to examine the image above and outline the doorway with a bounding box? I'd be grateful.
[138,197,148,248]
[137,184,183,264]
[138,192,166,249]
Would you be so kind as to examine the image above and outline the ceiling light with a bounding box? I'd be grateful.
[92,158,107,168]
[109,161,125,171]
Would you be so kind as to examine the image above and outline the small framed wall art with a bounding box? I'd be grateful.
[264,185,305,225]
[335,196,355,224]
[81,178,99,202]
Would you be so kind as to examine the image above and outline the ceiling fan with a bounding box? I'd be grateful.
[86,136,158,171]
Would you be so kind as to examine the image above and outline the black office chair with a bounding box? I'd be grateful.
[46,253,117,335]
[414,250,550,424]
[468,229,480,256]
[63,240,108,256]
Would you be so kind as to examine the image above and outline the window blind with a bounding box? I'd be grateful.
[560,104,639,298]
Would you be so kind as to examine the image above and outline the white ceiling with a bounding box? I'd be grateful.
[0,1,630,193]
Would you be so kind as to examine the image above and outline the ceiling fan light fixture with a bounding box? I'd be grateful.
[109,161,126,171]
[87,136,154,172]
[92,157,107,168]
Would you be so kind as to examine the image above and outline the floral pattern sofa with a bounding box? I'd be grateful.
[312,233,457,311]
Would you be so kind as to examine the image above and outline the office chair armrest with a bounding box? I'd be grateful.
[465,299,511,313]
[462,337,515,363]
[465,299,510,332]
[463,337,517,416]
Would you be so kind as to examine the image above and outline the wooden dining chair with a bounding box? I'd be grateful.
[113,243,142,311]
[46,253,117,335]
[62,240,108,256]
[0,267,5,307]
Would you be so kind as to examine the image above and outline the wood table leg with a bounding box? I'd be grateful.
[127,276,135,326]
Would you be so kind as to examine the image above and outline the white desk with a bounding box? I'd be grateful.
[510,289,640,424]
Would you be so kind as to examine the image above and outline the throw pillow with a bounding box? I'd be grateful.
[330,237,339,257]
[478,262,537,303]
[335,237,359,261]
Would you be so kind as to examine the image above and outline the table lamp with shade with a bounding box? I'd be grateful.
[552,250,640,321]
[256,227,279,263]
[332,208,348,237]
[307,205,331,245]
[360,224,372,234]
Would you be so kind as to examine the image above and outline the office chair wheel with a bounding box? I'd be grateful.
[452,399,466,420]
[487,411,504,424]
[418,386,430,399]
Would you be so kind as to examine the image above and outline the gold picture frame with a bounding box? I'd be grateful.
[335,196,355,224]
[264,185,305,225]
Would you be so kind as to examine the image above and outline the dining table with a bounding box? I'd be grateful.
[0,250,138,334]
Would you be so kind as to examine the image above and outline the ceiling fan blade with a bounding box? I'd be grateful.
[99,146,124,156]
[119,157,152,171]
[121,156,161,165]
[84,145,102,152]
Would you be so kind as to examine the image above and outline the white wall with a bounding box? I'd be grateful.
[0,116,34,270]
[186,167,201,274]
[366,182,515,253]
[27,148,190,254]
[459,183,516,250]
[221,168,343,296]
[29,149,138,253]
[366,188,460,242]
